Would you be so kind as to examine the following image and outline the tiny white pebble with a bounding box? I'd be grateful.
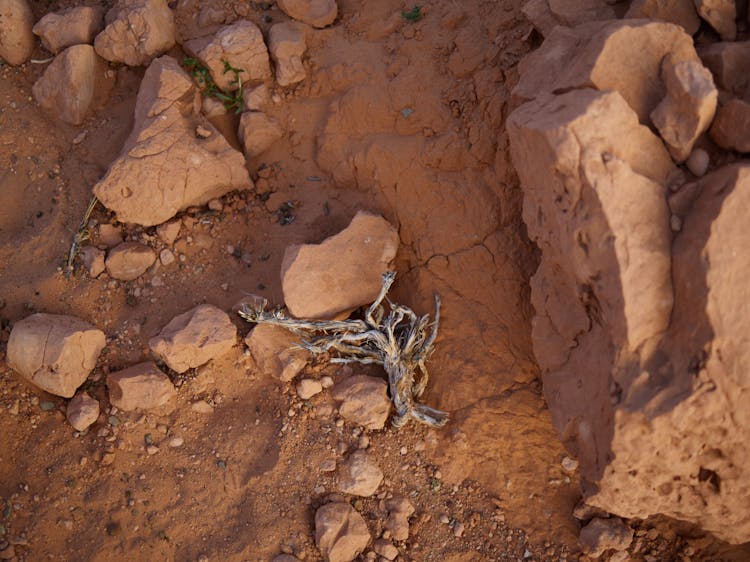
[399,446,407,455]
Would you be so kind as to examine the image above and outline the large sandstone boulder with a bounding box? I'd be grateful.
[7,314,106,397]
[107,362,176,410]
[268,22,308,87]
[93,56,251,226]
[0,0,35,65]
[710,99,750,152]
[32,6,104,53]
[277,0,337,28]
[281,211,399,319]
[315,502,370,561]
[94,0,175,66]
[694,0,736,40]
[33,45,113,126]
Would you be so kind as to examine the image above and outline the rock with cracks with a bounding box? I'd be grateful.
[0,0,35,65]
[268,22,308,87]
[107,362,176,411]
[315,502,370,562]
[93,56,251,226]
[32,6,104,53]
[277,0,337,28]
[66,392,100,431]
[7,314,105,398]
[281,211,399,319]
[244,323,308,382]
[331,375,391,430]
[149,304,237,373]
[337,450,383,497]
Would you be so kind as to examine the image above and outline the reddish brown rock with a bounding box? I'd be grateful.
[314,502,370,562]
[93,56,251,226]
[105,242,156,281]
[7,314,105,398]
[384,496,414,541]
[238,112,284,158]
[579,517,633,558]
[625,0,701,35]
[281,211,399,319]
[331,375,391,430]
[149,304,237,373]
[107,362,176,411]
[243,83,270,112]
[277,0,337,28]
[694,0,736,40]
[32,6,104,53]
[709,99,750,152]
[337,451,383,497]
[66,392,100,431]
[268,22,308,86]
[94,0,175,66]
[32,45,113,126]
[699,41,750,98]
[79,246,106,278]
[244,323,308,382]
[0,0,35,65]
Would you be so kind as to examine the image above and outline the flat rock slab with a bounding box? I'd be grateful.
[315,502,370,562]
[281,211,399,319]
[33,6,104,53]
[7,313,105,397]
[107,362,176,411]
[66,392,100,431]
[331,375,391,430]
[277,0,337,28]
[93,56,251,226]
[0,0,34,65]
[105,242,156,281]
[337,450,383,497]
[245,323,308,381]
[149,304,237,373]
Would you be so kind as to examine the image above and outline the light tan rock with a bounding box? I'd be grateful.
[32,45,112,126]
[331,375,391,430]
[238,112,284,158]
[93,56,251,226]
[32,6,104,53]
[268,22,308,87]
[514,20,703,123]
[149,304,237,373]
[245,323,309,381]
[625,0,701,35]
[337,450,383,497]
[79,245,106,278]
[107,362,176,411]
[156,219,181,245]
[7,313,105,398]
[183,20,270,92]
[281,211,399,319]
[277,0,337,28]
[694,0,736,40]
[686,148,710,176]
[651,57,717,161]
[297,378,323,399]
[0,0,34,65]
[698,41,750,98]
[709,98,750,152]
[384,496,414,541]
[242,83,270,112]
[66,392,100,431]
[579,517,634,558]
[520,0,559,37]
[94,0,175,66]
[373,539,398,561]
[105,242,156,281]
[98,223,123,247]
[314,502,370,562]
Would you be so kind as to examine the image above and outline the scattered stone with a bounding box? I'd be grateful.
[149,304,237,373]
[561,456,579,472]
[0,0,34,65]
[452,521,465,537]
[281,211,399,319]
[94,56,251,226]
[315,502,371,562]
[277,0,338,28]
[238,112,284,158]
[243,84,270,112]
[320,459,337,472]
[183,20,271,91]
[32,6,105,53]
[625,0,700,35]
[269,22,308,87]
[331,375,391,430]
[196,125,213,139]
[94,0,176,66]
[321,375,334,388]
[572,500,610,522]
[207,198,222,211]
[337,450,383,497]
[373,539,398,561]
[709,99,750,152]
[698,41,750,98]
[79,246,106,278]
[686,148,710,177]
[650,57,717,162]
[297,378,323,399]
[157,220,181,245]
[384,496,414,541]
[98,224,123,247]
[146,445,160,455]
[191,400,214,414]
[579,517,634,558]
[105,242,156,281]
[66,392,100,431]
[694,0,736,41]
[159,249,175,266]
[107,362,176,411]
[7,313,106,398]
[245,324,308,382]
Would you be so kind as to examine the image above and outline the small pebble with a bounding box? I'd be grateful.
[320,376,334,388]
[670,214,682,232]
[196,125,212,138]
[561,456,579,472]
[439,514,450,524]
[168,437,184,448]
[399,446,407,455]
[297,379,323,399]
[146,445,159,455]
[359,435,370,449]
[191,400,214,414]
[207,199,223,211]
[160,249,175,266]
[40,401,56,411]
[452,521,465,537]
[686,148,709,177]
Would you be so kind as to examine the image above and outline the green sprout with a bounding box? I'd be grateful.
[182,57,246,114]
[402,5,423,22]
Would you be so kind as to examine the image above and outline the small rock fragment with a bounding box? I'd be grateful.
[107,362,176,411]
[149,304,237,373]
[66,392,100,431]
[245,324,309,382]
[32,6,105,53]
[686,148,709,177]
[315,502,371,562]
[156,220,181,245]
[297,378,323,399]
[105,242,156,281]
[159,249,175,266]
[332,375,391,430]
[7,313,106,398]
[694,0,736,40]
[373,539,398,561]
[698,41,750,97]
[191,400,214,414]
[561,456,579,472]
[384,496,414,541]
[337,450,383,497]
[98,224,123,247]
[79,246,106,278]
[709,99,750,153]
[0,0,34,65]
[269,22,308,87]
[579,517,634,558]
[243,84,270,112]
[277,0,338,28]
[168,436,184,447]
[238,112,284,158]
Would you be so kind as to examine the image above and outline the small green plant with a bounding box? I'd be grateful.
[402,5,423,22]
[183,57,246,114]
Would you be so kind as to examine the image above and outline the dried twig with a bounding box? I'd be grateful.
[240,272,449,428]
[65,196,99,279]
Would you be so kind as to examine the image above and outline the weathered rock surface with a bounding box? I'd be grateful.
[650,57,717,161]
[0,0,35,65]
[277,0,337,28]
[33,45,112,126]
[7,314,105,398]
[373,539,398,561]
[79,246,106,278]
[332,375,391,430]
[105,242,156,281]
[709,99,750,152]
[94,0,175,66]
[107,362,176,411]
[579,517,634,558]
[281,211,399,319]
[238,112,284,158]
[243,83,270,111]
[93,56,251,226]
[699,41,750,98]
[32,6,104,53]
[315,502,370,561]
[66,392,100,431]
[244,323,308,381]
[694,0,736,40]
[523,0,616,36]
[183,20,271,92]
[625,0,701,35]
[384,496,414,541]
[337,451,383,497]
[149,304,237,373]
[297,378,323,399]
[268,22,308,86]
[514,20,704,123]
